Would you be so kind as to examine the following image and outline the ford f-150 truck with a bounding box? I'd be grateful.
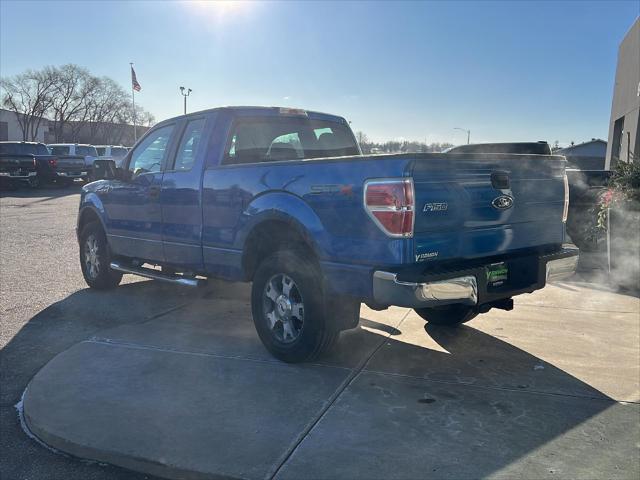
[78,106,578,362]
[0,141,86,187]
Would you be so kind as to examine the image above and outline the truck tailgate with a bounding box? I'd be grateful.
[55,155,86,172]
[0,155,35,174]
[411,154,566,263]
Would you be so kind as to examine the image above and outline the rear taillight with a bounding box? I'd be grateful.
[364,178,414,237]
[48,157,57,168]
[562,173,569,223]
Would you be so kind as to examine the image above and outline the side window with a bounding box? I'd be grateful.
[128,125,174,176]
[50,146,69,155]
[173,118,205,171]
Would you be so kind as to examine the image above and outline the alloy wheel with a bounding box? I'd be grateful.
[262,273,304,343]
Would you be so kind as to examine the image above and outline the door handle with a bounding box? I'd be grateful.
[148,186,161,198]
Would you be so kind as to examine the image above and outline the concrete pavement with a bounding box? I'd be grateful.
[21,279,640,480]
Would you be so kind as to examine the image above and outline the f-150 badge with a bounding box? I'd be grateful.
[423,202,448,212]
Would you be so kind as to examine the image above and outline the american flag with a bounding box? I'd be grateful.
[131,66,141,92]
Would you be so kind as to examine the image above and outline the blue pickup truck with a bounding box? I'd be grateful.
[78,106,578,362]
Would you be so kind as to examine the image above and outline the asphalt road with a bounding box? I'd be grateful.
[1,185,161,480]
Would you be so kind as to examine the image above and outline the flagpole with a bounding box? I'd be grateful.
[130,62,137,143]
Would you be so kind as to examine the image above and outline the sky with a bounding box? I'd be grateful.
[1,1,638,145]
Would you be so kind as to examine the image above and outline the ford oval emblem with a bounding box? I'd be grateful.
[492,195,513,210]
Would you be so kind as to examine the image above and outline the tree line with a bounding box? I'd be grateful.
[1,64,154,144]
[355,131,454,154]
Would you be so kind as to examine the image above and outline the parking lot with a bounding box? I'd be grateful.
[1,186,639,480]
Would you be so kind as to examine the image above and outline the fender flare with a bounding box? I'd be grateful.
[236,191,330,260]
[77,193,108,237]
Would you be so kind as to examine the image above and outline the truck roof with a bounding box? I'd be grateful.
[158,106,348,126]
[47,143,95,147]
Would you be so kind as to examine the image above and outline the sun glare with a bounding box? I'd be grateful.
[186,0,253,20]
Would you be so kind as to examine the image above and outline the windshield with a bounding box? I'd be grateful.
[0,143,49,155]
[224,117,359,165]
[76,145,98,157]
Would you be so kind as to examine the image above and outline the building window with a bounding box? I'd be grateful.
[0,122,7,141]
[611,116,625,162]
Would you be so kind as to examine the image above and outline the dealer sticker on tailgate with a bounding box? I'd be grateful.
[486,262,508,287]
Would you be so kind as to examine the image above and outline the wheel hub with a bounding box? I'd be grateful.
[275,295,292,319]
[84,236,100,278]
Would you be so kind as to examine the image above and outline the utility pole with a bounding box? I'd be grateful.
[180,86,192,115]
[454,127,470,144]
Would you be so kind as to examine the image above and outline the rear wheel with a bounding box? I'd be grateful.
[79,222,122,289]
[251,251,338,363]
[414,304,478,327]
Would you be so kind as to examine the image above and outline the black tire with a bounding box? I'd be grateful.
[79,221,122,289]
[251,251,338,363]
[28,176,42,189]
[414,304,478,327]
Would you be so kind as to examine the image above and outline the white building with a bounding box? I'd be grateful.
[606,18,640,168]
[555,139,607,170]
[0,108,51,143]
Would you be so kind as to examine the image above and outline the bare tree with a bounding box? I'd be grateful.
[1,67,57,141]
[49,64,93,142]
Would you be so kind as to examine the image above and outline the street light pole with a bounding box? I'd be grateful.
[454,127,471,144]
[179,86,192,115]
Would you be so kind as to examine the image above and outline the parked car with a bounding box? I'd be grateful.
[78,106,578,362]
[48,143,99,170]
[95,145,130,167]
[0,141,86,188]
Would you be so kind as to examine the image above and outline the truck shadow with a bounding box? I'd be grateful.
[0,183,84,201]
[0,279,629,480]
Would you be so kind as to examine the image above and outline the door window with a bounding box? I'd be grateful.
[128,125,174,176]
[172,118,205,171]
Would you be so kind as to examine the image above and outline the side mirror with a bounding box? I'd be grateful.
[93,159,118,180]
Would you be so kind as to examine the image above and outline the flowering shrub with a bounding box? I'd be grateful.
[597,155,640,230]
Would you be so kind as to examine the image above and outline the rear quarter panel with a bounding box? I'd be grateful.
[201,156,415,278]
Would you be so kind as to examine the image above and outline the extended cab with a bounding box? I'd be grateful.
[78,107,578,362]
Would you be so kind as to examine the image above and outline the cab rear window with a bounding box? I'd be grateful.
[223,117,359,165]
[0,143,49,155]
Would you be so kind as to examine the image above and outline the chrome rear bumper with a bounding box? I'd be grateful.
[372,248,579,309]
[373,271,478,309]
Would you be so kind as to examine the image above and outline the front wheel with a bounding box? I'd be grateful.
[79,222,122,289]
[251,251,338,363]
[414,304,478,327]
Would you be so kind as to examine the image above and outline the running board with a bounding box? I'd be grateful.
[110,261,206,287]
